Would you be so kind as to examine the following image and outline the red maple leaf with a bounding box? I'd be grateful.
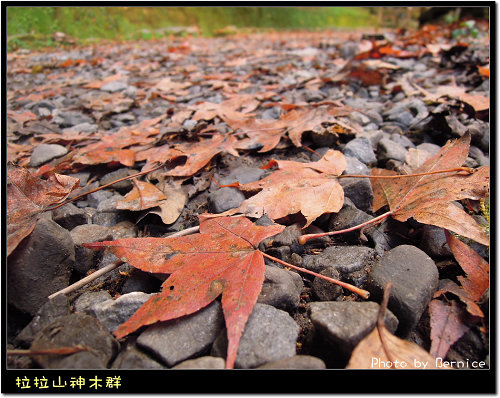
[84,215,285,369]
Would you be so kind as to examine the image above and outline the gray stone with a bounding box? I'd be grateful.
[308,301,398,359]
[137,301,224,367]
[92,211,128,227]
[108,221,138,239]
[339,177,373,212]
[377,137,408,163]
[172,356,226,369]
[328,202,374,242]
[52,203,89,230]
[419,225,452,258]
[87,190,114,208]
[73,291,112,314]
[211,303,299,369]
[312,268,343,301]
[55,111,93,128]
[257,355,326,369]
[97,194,125,212]
[87,292,153,333]
[101,81,128,92]
[343,137,377,165]
[365,245,439,336]
[8,218,75,315]
[390,133,415,149]
[29,144,68,167]
[63,122,98,133]
[15,294,71,347]
[416,142,441,156]
[70,224,113,274]
[31,313,118,369]
[111,340,165,369]
[343,156,370,175]
[100,168,136,192]
[257,265,303,312]
[208,187,245,213]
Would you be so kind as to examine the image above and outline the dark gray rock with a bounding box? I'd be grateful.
[208,187,245,213]
[339,177,373,212]
[343,137,377,165]
[257,355,326,369]
[30,313,119,369]
[137,301,224,367]
[419,225,452,258]
[100,168,136,192]
[377,137,408,163]
[63,122,98,133]
[312,268,343,301]
[364,245,439,336]
[73,291,112,314]
[52,203,90,230]
[328,201,374,242]
[308,301,398,360]
[111,339,165,369]
[220,166,266,185]
[211,303,299,369]
[172,356,226,369]
[70,224,113,275]
[29,144,68,167]
[257,265,303,312]
[86,292,153,333]
[92,211,128,227]
[8,218,75,316]
[15,294,70,347]
[54,111,93,128]
[87,190,114,208]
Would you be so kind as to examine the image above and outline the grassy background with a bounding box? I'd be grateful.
[6,6,388,50]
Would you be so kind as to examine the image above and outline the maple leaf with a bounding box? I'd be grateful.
[428,299,471,360]
[220,149,346,227]
[371,133,489,246]
[445,230,489,301]
[7,163,80,256]
[140,133,239,177]
[83,216,285,369]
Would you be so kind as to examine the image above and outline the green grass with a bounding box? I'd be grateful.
[6,6,380,51]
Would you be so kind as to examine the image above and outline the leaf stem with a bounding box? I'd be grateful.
[298,210,393,245]
[261,251,370,299]
[339,167,474,179]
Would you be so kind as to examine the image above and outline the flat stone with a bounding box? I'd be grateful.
[364,245,439,336]
[7,218,75,315]
[87,292,153,333]
[15,294,70,347]
[377,137,408,163]
[52,203,90,230]
[257,265,303,312]
[73,291,112,314]
[111,339,165,369]
[29,144,68,167]
[211,303,299,369]
[312,267,343,301]
[339,177,373,212]
[137,301,224,367]
[172,356,226,369]
[257,355,326,369]
[343,137,377,165]
[308,301,398,359]
[70,224,113,274]
[31,313,118,369]
[208,187,245,213]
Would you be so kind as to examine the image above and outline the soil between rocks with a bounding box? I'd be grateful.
[6,26,490,371]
